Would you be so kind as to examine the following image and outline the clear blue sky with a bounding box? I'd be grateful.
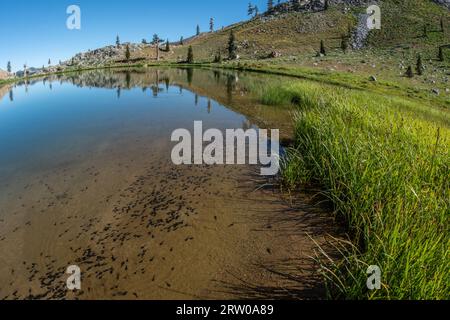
[1,0,269,72]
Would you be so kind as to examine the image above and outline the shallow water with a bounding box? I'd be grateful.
[0,68,335,300]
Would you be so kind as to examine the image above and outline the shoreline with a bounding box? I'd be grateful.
[2,60,448,111]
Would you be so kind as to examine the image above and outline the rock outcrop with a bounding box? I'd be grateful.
[351,13,371,49]
[263,0,375,16]
[62,43,147,68]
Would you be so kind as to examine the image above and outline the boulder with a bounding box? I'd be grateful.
[268,51,282,58]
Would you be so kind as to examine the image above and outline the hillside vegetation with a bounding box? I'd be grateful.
[136,0,450,105]
[161,0,449,60]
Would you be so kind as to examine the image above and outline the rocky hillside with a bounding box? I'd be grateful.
[161,0,449,62]
[61,43,146,68]
[12,0,449,74]
[0,69,11,80]
[261,0,374,15]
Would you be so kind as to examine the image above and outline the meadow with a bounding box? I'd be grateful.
[257,79,449,299]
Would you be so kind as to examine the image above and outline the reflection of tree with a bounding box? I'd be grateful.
[9,90,13,102]
[186,68,194,85]
[165,78,170,92]
[195,94,199,106]
[151,85,159,97]
[117,87,121,99]
[151,70,159,97]
[226,74,236,103]
[213,70,221,83]
[155,70,160,84]
[126,71,131,89]
[207,99,212,114]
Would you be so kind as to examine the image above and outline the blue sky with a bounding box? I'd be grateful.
[0,0,269,72]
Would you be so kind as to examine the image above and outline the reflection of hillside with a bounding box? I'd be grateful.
[52,67,293,137]
[7,68,294,138]
[48,68,246,92]
[0,84,12,102]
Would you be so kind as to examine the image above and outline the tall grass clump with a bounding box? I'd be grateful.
[272,81,449,299]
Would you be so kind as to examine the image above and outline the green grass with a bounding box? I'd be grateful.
[269,81,449,299]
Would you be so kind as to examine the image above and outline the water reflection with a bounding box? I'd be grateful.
[5,68,241,98]
[0,68,293,141]
[186,68,194,85]
[0,68,261,179]
[0,67,299,186]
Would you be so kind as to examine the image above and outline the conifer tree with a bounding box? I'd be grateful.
[125,44,131,61]
[7,61,11,73]
[348,23,353,38]
[405,66,414,78]
[196,25,200,36]
[416,54,424,75]
[187,46,194,63]
[248,3,254,16]
[166,39,170,52]
[267,0,274,13]
[438,46,444,62]
[320,40,326,55]
[180,36,184,45]
[341,36,348,54]
[214,50,222,63]
[116,35,120,48]
[228,30,238,60]
[210,18,214,32]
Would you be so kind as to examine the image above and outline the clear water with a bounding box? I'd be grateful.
[0,68,266,186]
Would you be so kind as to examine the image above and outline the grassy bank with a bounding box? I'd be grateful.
[265,81,449,299]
